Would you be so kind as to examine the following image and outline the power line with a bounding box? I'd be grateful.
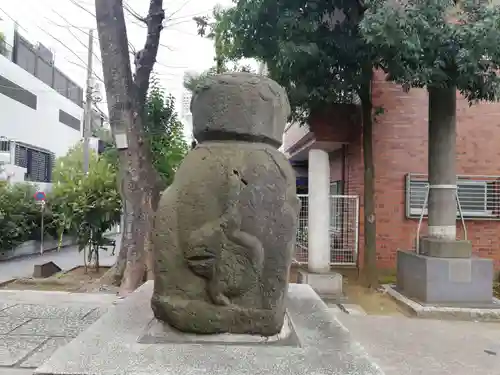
[66,0,96,19]
[48,9,103,66]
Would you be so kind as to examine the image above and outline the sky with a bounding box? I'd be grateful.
[0,0,248,140]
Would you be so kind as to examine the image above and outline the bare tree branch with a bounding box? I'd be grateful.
[123,2,147,23]
[134,0,165,107]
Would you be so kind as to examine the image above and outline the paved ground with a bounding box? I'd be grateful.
[337,314,500,374]
[0,290,119,374]
[0,235,119,284]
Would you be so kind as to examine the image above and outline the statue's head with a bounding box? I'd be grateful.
[190,72,290,148]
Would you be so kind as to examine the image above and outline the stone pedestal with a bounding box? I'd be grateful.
[396,250,493,305]
[419,236,472,258]
[34,282,382,375]
[297,269,343,297]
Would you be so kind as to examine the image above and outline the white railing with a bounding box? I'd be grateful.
[295,194,359,266]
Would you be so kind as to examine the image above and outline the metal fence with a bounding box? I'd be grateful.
[295,194,359,266]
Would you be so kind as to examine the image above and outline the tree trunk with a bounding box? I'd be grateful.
[359,68,378,288]
[95,0,160,295]
[427,86,457,241]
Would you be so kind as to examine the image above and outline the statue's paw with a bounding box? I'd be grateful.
[186,253,216,279]
[211,292,231,306]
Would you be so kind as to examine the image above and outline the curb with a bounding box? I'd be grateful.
[0,241,78,263]
[383,284,500,322]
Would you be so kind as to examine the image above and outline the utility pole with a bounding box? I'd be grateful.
[83,29,94,174]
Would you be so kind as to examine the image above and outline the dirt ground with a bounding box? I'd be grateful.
[290,265,408,316]
[0,266,114,293]
[342,282,409,316]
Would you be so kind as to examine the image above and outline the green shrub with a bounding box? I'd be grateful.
[0,182,41,251]
[50,142,121,267]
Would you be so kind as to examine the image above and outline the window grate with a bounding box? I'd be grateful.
[406,173,500,220]
[14,143,54,183]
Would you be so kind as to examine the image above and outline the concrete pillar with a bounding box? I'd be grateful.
[427,86,457,241]
[308,148,331,273]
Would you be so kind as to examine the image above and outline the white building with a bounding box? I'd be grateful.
[0,28,83,187]
[180,89,193,143]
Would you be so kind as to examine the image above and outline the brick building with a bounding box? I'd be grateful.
[283,70,500,272]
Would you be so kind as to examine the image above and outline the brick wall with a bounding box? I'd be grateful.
[343,71,500,271]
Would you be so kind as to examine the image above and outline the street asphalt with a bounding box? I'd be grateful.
[0,235,119,284]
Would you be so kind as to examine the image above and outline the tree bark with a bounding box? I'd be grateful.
[359,68,378,288]
[427,86,457,241]
[95,0,163,295]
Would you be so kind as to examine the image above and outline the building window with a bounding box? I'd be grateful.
[14,143,54,183]
[59,110,81,131]
[405,173,500,220]
[0,74,37,110]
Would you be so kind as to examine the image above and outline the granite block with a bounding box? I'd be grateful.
[0,335,47,366]
[0,304,94,320]
[20,337,72,368]
[35,282,383,375]
[10,318,93,337]
[0,303,16,313]
[0,368,35,374]
[82,307,108,322]
[0,316,31,334]
[139,313,298,346]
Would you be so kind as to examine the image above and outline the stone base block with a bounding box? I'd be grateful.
[34,282,382,375]
[297,270,343,296]
[419,236,472,258]
[397,250,493,304]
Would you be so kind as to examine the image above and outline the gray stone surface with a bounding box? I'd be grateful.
[191,72,290,146]
[0,302,15,312]
[419,236,472,258]
[0,335,47,366]
[152,74,300,336]
[20,338,71,368]
[297,270,343,296]
[383,284,500,321]
[397,250,493,304]
[0,304,94,320]
[10,317,93,338]
[0,368,34,374]
[139,313,298,346]
[0,316,31,334]
[0,290,118,305]
[337,314,500,375]
[0,290,119,373]
[82,307,108,321]
[35,282,383,375]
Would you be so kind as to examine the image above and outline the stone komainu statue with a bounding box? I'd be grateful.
[151,73,300,336]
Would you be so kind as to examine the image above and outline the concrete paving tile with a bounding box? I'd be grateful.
[0,303,16,313]
[0,290,119,305]
[0,368,35,374]
[0,335,47,366]
[82,306,109,322]
[0,304,93,319]
[19,337,71,368]
[0,316,31,334]
[10,318,93,338]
